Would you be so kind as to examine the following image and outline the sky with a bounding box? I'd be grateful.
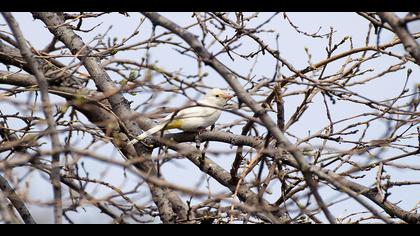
[0,12,419,223]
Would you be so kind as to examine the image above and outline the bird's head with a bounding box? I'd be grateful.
[203,88,233,107]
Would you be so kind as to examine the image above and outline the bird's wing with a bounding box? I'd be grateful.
[160,106,218,123]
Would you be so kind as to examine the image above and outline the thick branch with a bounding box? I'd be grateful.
[0,175,36,224]
[178,130,420,223]
[2,12,63,224]
[142,12,337,224]
[378,12,420,65]
[31,12,186,223]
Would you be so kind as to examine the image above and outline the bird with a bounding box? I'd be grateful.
[128,88,233,145]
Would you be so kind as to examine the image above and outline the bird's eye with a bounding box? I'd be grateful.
[215,95,220,98]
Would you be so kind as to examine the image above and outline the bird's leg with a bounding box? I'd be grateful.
[203,125,215,151]
[195,127,206,150]
[195,137,201,150]
[200,125,214,161]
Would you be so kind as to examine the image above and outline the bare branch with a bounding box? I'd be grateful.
[2,12,63,224]
[378,12,420,65]
[0,175,36,224]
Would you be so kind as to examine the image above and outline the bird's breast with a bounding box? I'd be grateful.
[179,109,222,131]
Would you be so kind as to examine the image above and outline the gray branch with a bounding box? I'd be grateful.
[2,12,63,224]
[378,12,420,65]
[0,175,36,224]
[141,11,336,224]
[31,12,186,223]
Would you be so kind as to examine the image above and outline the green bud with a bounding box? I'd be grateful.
[110,49,118,55]
[128,70,137,81]
[119,79,128,87]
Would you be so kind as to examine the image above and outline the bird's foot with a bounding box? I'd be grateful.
[195,135,201,150]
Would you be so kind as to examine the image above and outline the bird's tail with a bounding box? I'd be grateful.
[128,123,167,145]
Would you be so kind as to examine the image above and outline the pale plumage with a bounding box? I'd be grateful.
[128,88,232,145]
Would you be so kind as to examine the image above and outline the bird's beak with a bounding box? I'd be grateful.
[222,94,233,100]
